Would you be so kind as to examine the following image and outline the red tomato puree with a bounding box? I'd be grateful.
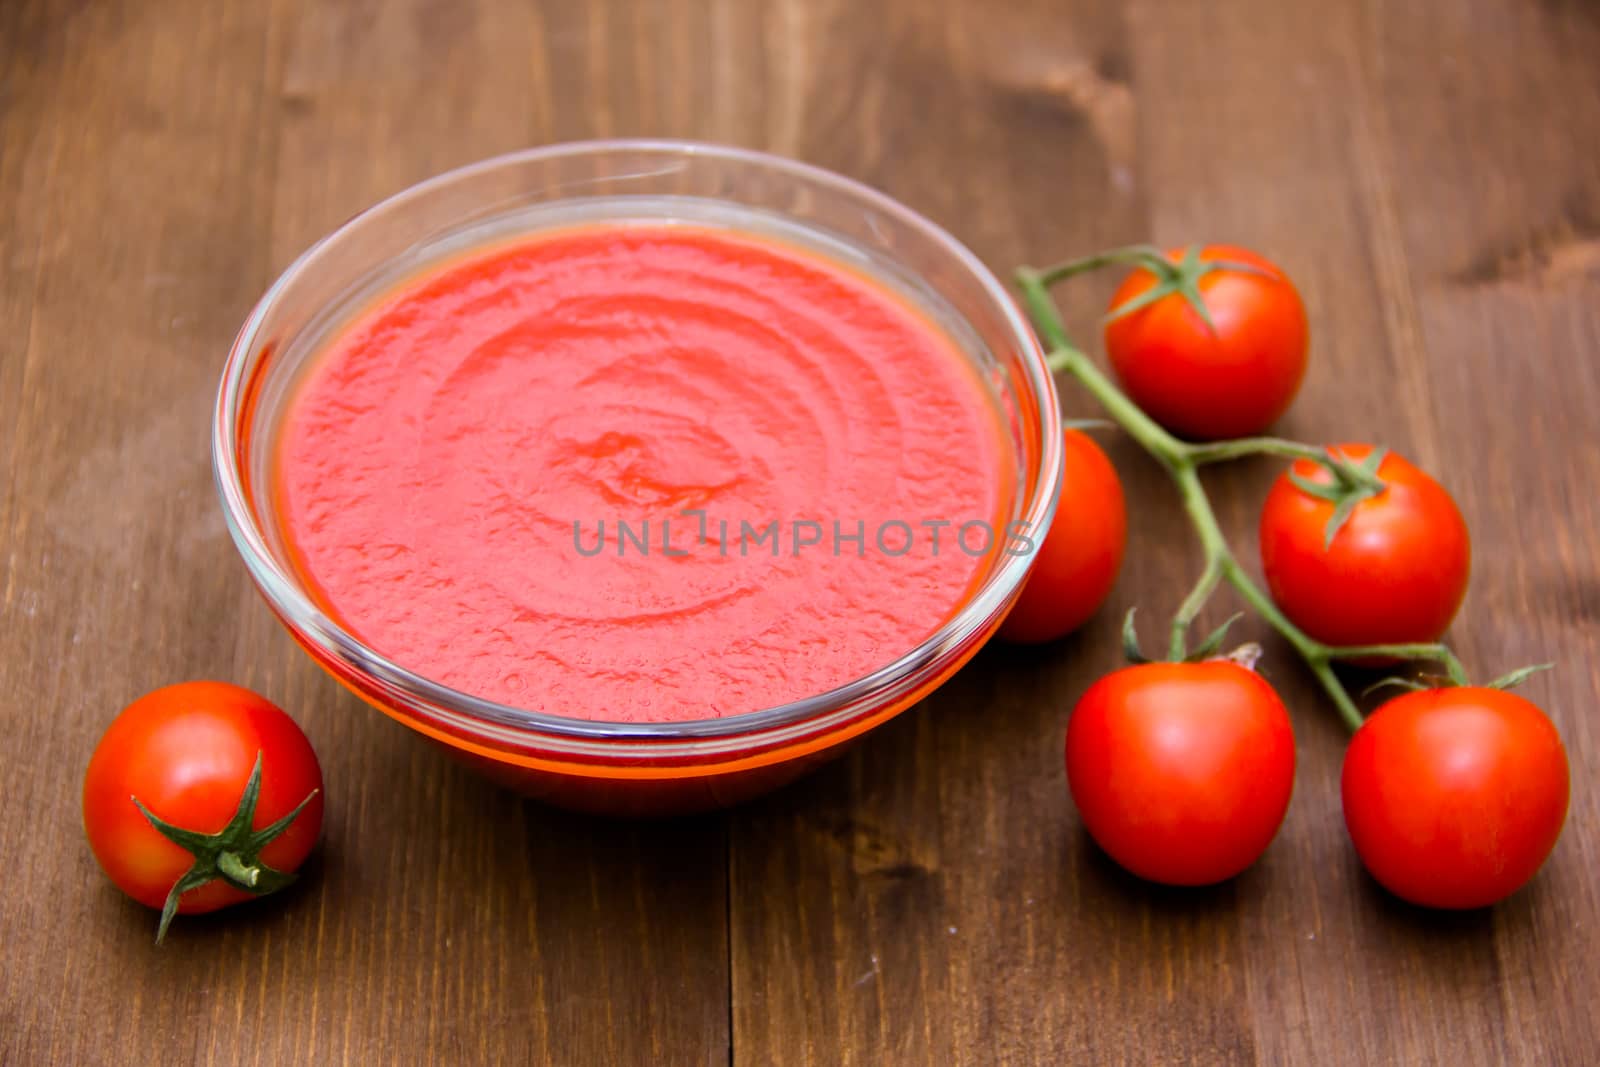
[275,223,1011,722]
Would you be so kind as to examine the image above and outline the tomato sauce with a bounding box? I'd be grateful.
[274,223,1011,722]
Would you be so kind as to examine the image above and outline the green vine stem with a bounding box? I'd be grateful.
[1015,266,1467,733]
[1186,437,1336,466]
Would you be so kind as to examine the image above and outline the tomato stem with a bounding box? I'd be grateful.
[1035,245,1176,286]
[1017,267,1465,735]
[1322,643,1470,687]
[217,851,261,888]
[1169,556,1225,660]
[1186,437,1328,465]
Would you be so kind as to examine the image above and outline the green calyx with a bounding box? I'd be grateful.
[1122,607,1248,666]
[1361,662,1553,701]
[1360,675,1440,698]
[1487,663,1555,690]
[1287,446,1390,548]
[1038,243,1276,335]
[133,751,319,944]
[1121,608,1148,663]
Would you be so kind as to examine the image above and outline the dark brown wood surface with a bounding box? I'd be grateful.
[3,0,1597,1063]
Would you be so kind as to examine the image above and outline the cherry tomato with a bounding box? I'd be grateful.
[83,681,324,939]
[1342,686,1568,909]
[1065,660,1296,885]
[1105,245,1308,440]
[1259,444,1470,649]
[1001,428,1127,643]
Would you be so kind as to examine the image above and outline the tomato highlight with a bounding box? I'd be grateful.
[1104,245,1308,441]
[1341,686,1568,910]
[83,682,324,941]
[1260,444,1470,651]
[1065,660,1296,887]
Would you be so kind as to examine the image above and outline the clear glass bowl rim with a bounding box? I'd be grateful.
[212,138,1062,746]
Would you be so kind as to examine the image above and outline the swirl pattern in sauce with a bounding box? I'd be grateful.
[275,224,1011,722]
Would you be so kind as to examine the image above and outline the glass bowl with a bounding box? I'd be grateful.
[213,140,1061,816]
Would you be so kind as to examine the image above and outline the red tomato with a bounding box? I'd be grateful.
[1259,444,1470,649]
[83,682,324,939]
[1342,687,1568,909]
[1001,428,1127,643]
[1065,661,1296,885]
[1104,245,1308,440]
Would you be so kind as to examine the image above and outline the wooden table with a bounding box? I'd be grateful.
[4,1,1597,1062]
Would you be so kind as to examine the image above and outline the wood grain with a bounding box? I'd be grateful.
[2,0,1596,1063]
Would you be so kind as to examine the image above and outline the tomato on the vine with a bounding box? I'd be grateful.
[1104,244,1308,440]
[1260,444,1470,649]
[1001,428,1127,643]
[1065,659,1296,886]
[83,681,324,941]
[1342,686,1568,909]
